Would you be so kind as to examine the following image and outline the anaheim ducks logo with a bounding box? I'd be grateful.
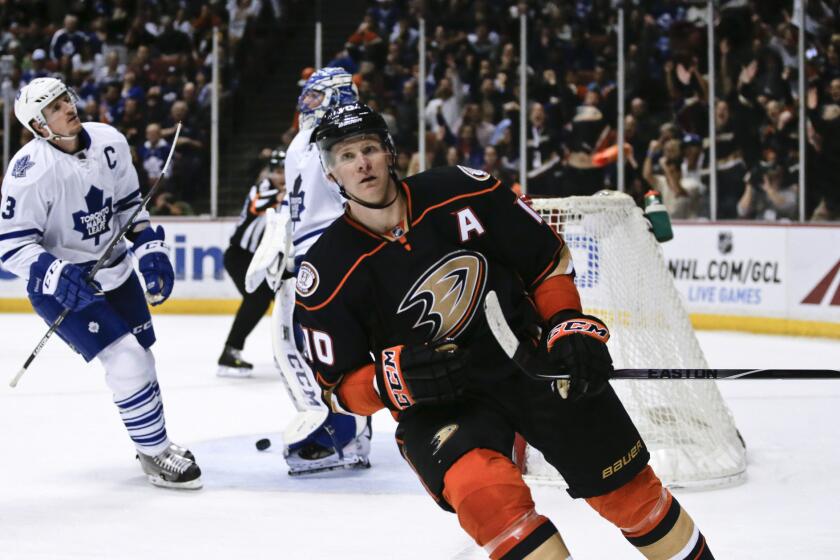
[457,165,491,181]
[398,251,487,342]
[431,424,459,456]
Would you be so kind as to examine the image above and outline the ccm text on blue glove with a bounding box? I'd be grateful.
[131,225,174,306]
[27,253,104,312]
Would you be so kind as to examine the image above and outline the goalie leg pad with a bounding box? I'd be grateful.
[272,282,327,412]
[284,413,371,476]
[586,465,714,559]
[283,409,330,447]
[443,449,570,559]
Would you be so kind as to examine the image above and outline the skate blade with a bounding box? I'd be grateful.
[287,459,371,477]
[146,474,204,490]
[216,365,253,378]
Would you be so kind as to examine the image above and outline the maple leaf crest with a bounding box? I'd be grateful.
[12,155,35,178]
[72,186,113,245]
[289,175,306,223]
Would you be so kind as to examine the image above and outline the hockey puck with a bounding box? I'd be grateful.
[256,438,271,451]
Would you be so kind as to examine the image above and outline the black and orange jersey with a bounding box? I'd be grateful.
[294,165,569,389]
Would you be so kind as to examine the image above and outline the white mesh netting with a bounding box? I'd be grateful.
[526,191,746,489]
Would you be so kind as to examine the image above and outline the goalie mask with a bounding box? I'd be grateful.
[15,77,81,140]
[314,102,399,209]
[297,67,359,130]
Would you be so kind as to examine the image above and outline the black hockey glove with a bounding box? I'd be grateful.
[375,343,469,412]
[543,310,613,401]
[253,180,281,213]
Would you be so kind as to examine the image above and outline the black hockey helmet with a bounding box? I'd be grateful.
[314,102,396,171]
[268,146,286,171]
[313,102,400,208]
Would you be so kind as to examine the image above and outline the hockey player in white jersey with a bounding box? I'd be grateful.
[0,77,201,489]
[246,67,371,475]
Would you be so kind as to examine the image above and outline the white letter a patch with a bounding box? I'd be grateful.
[454,207,486,242]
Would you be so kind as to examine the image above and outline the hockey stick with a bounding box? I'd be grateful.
[483,291,840,381]
[9,123,182,388]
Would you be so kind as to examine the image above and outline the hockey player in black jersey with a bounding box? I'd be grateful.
[217,148,286,377]
[295,103,716,559]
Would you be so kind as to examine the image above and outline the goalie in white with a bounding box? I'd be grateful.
[245,67,371,475]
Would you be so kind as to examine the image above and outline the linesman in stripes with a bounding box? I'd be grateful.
[217,148,287,376]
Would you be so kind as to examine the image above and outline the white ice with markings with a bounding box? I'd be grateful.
[1,313,838,559]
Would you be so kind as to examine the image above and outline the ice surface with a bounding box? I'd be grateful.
[1,314,838,559]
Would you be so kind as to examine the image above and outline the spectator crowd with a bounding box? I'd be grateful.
[1,0,837,222]
[0,0,284,215]
[319,0,838,222]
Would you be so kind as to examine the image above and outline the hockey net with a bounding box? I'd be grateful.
[526,191,746,490]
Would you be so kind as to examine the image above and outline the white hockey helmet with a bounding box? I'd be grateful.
[14,77,80,139]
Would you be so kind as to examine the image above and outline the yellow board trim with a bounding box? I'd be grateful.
[690,313,840,339]
[0,298,253,315]
[0,298,836,338]
[0,299,34,313]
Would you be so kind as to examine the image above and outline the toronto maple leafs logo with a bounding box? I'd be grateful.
[72,186,112,245]
[12,155,35,178]
[289,175,306,223]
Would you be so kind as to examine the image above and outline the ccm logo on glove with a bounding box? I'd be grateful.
[374,343,468,412]
[547,317,610,349]
[381,347,415,410]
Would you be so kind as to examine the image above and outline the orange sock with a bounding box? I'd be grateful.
[586,466,714,559]
[443,449,570,559]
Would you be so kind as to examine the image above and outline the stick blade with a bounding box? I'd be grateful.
[9,367,26,388]
[483,290,519,359]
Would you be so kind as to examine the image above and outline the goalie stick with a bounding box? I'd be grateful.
[483,291,840,381]
[9,123,182,388]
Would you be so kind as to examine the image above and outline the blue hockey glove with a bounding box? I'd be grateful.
[27,253,104,312]
[131,225,174,306]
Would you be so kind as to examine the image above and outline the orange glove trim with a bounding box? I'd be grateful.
[379,345,416,411]
[546,317,610,350]
[533,274,582,321]
[336,363,384,416]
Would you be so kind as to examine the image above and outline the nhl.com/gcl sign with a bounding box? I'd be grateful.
[663,222,840,333]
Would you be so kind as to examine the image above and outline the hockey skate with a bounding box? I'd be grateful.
[285,414,372,476]
[137,447,203,490]
[216,345,254,378]
[168,441,196,462]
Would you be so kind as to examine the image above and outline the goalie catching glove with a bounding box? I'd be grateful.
[374,343,469,412]
[543,310,613,401]
[245,207,294,293]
